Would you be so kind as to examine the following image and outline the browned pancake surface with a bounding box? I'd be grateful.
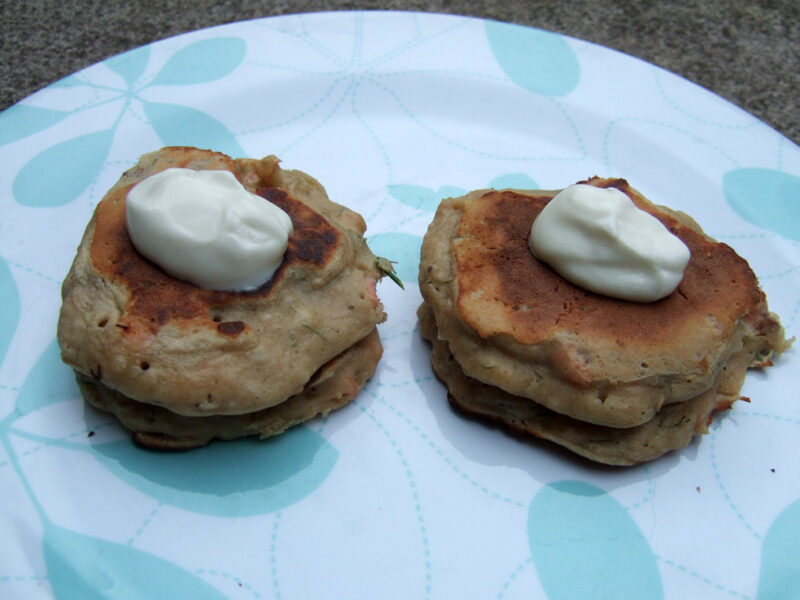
[91,174,343,336]
[454,179,762,382]
[58,147,386,417]
[419,178,789,427]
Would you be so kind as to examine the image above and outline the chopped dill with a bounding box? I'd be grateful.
[754,349,773,363]
[670,416,691,428]
[303,324,327,340]
[376,257,404,289]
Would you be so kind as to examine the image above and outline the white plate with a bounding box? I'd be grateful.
[1,11,798,599]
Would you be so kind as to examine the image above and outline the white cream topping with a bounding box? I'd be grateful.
[126,168,293,291]
[528,183,691,302]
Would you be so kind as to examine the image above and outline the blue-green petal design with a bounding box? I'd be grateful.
[141,100,245,158]
[490,173,539,190]
[0,105,70,146]
[367,232,423,283]
[44,522,226,599]
[105,46,151,88]
[485,21,580,96]
[439,185,467,199]
[528,480,663,600]
[47,74,83,89]
[0,257,20,368]
[723,168,800,242]
[12,129,114,207]
[757,498,800,599]
[388,184,466,212]
[152,37,246,86]
[15,339,77,418]
[90,427,338,517]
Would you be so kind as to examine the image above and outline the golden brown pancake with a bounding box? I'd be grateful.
[418,178,791,464]
[418,303,717,466]
[419,178,789,429]
[58,147,387,446]
[78,328,383,450]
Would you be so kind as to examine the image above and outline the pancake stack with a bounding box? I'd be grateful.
[418,177,791,465]
[58,147,387,449]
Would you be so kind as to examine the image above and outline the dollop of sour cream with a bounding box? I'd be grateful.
[126,168,294,291]
[528,184,691,302]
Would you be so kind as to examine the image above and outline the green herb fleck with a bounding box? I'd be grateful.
[303,324,327,340]
[376,257,404,289]
[754,349,773,363]
[670,416,691,428]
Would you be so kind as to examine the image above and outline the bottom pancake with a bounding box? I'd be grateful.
[419,304,721,466]
[77,329,383,450]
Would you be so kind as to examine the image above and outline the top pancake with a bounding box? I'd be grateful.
[419,177,789,427]
[58,147,386,416]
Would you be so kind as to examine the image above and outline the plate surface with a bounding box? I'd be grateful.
[1,11,798,599]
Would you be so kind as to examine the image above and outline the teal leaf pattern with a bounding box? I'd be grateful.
[367,232,423,283]
[141,100,245,158]
[723,168,800,241]
[12,129,114,207]
[0,105,70,146]
[151,37,246,86]
[0,257,20,368]
[757,498,800,599]
[490,172,539,190]
[15,339,77,417]
[439,185,467,199]
[105,46,151,88]
[47,74,83,89]
[485,21,580,96]
[388,184,466,212]
[44,522,226,599]
[388,185,440,212]
[90,427,338,517]
[528,480,663,599]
